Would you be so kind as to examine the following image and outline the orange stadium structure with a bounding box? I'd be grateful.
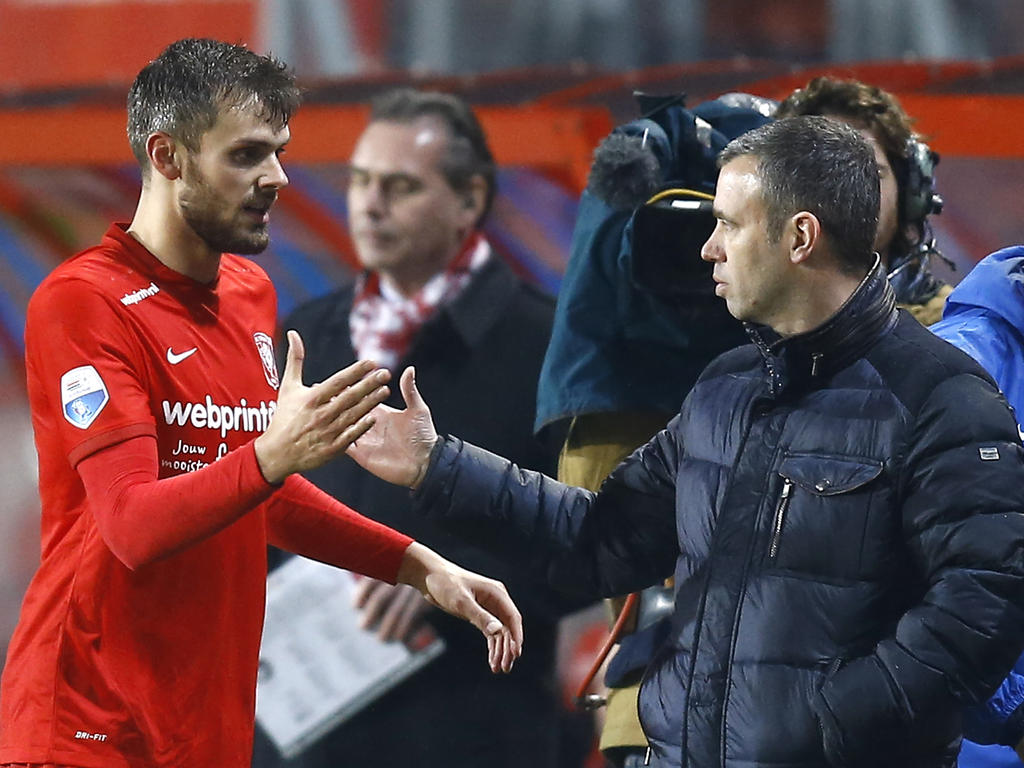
[2,56,1023,374]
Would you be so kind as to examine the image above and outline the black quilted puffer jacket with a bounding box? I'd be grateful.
[413,262,1024,768]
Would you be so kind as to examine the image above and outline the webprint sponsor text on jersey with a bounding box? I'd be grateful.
[162,395,277,439]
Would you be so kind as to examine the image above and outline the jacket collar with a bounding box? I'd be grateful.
[746,255,898,395]
[441,253,521,347]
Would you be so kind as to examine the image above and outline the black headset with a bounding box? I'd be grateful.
[888,136,953,292]
[901,137,944,228]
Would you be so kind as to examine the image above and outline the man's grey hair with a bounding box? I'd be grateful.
[369,88,496,226]
[719,115,880,276]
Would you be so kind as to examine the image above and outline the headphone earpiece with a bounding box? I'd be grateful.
[901,138,944,226]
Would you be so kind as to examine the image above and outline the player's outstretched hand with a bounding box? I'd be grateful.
[397,543,523,673]
[255,330,391,484]
[346,366,438,489]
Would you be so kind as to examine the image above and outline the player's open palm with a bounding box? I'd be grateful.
[255,330,391,483]
[347,366,438,488]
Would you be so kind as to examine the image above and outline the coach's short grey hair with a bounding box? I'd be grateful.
[719,115,879,275]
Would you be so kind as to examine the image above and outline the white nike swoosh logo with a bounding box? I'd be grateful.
[166,347,198,365]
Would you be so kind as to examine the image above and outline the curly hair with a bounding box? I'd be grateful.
[776,76,915,163]
[775,76,928,264]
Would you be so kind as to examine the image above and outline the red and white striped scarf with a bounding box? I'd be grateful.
[350,233,491,371]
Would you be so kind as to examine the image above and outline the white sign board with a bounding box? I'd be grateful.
[255,558,444,758]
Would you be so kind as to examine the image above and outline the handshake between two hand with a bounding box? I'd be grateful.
[259,330,522,673]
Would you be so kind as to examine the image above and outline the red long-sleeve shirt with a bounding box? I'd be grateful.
[0,225,411,768]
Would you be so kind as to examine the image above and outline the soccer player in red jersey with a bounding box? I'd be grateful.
[0,38,522,768]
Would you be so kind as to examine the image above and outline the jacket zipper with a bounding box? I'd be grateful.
[769,478,793,559]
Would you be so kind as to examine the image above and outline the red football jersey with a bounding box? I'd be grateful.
[0,224,408,767]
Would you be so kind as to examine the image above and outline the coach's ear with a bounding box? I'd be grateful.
[147,132,182,181]
[788,210,822,265]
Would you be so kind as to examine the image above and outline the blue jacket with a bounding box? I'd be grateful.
[419,264,1024,767]
[932,246,1024,766]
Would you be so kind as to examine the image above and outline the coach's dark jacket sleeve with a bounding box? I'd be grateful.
[413,427,681,601]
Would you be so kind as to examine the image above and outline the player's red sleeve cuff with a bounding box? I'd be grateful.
[68,422,157,468]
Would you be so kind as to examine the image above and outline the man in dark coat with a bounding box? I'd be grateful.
[348,116,1024,768]
[254,88,580,768]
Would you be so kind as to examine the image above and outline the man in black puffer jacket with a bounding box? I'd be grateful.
[348,116,1024,768]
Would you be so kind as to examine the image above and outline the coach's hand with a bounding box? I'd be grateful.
[346,366,438,489]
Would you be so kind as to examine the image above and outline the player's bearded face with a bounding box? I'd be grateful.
[179,155,276,255]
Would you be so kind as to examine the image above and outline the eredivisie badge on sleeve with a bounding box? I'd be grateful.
[254,332,279,390]
[60,365,110,429]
